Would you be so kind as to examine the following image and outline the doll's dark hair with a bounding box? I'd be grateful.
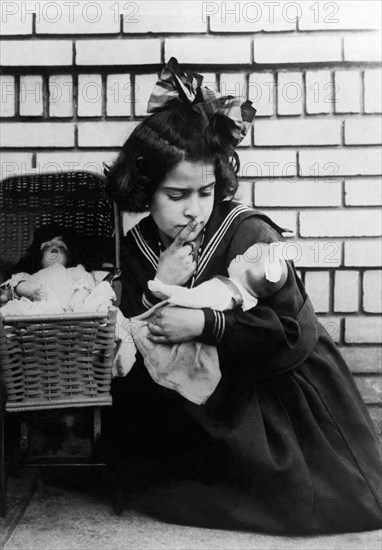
[106,101,240,212]
[15,224,88,274]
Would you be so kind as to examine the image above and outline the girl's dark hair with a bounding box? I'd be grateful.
[106,101,240,212]
[15,224,88,274]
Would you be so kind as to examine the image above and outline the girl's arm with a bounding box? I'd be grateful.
[147,217,300,354]
[197,216,304,377]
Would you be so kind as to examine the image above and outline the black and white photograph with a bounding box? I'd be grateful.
[0,1,381,548]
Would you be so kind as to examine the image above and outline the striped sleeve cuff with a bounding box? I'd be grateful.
[199,308,226,345]
[142,286,163,310]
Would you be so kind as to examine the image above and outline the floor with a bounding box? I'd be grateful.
[1,468,381,550]
[1,411,381,550]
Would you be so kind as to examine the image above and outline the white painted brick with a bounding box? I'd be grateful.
[299,148,382,177]
[78,121,138,147]
[0,76,16,117]
[49,75,73,118]
[305,271,330,313]
[0,122,74,148]
[234,180,253,207]
[106,74,132,117]
[255,119,341,146]
[208,1,295,32]
[289,240,342,268]
[36,3,119,34]
[258,210,296,235]
[345,179,382,206]
[300,209,381,237]
[0,152,33,179]
[0,7,33,35]
[78,75,102,117]
[344,34,382,62]
[334,271,359,312]
[317,316,341,343]
[364,70,382,114]
[345,117,382,145]
[165,38,251,64]
[277,73,303,116]
[248,73,275,117]
[134,73,159,117]
[238,149,297,178]
[36,151,118,176]
[363,271,382,313]
[19,76,43,117]
[126,1,206,33]
[345,316,382,344]
[76,39,161,66]
[340,346,382,373]
[254,35,341,64]
[299,1,381,31]
[255,180,341,207]
[334,71,361,114]
[220,73,246,98]
[305,71,333,115]
[1,40,72,66]
[345,240,382,267]
[200,73,218,94]
[355,377,382,404]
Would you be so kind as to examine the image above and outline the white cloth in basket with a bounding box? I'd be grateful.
[0,264,116,315]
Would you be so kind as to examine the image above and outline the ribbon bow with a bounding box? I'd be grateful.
[147,57,256,146]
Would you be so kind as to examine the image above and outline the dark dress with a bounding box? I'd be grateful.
[110,200,382,535]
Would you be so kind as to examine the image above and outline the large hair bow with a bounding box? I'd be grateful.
[147,57,256,146]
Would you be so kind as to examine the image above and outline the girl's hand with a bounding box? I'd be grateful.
[155,220,198,286]
[147,305,204,344]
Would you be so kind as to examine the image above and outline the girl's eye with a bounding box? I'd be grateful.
[200,187,215,197]
[168,194,184,201]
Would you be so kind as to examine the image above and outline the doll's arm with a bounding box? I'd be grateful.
[2,273,45,301]
[148,276,243,311]
[228,242,289,309]
[14,279,44,300]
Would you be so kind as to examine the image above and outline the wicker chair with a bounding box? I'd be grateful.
[0,171,121,516]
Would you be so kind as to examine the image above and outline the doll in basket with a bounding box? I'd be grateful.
[0,224,116,315]
[114,241,289,405]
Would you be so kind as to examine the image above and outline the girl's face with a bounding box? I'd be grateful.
[150,160,215,244]
[40,237,69,268]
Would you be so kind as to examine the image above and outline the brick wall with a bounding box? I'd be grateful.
[0,1,381,433]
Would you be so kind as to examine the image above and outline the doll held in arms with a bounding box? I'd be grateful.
[114,240,289,405]
[0,224,116,315]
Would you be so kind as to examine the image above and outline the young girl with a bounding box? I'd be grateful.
[106,58,382,534]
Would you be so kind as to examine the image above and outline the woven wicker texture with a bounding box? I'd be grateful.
[0,310,116,405]
[0,171,118,410]
[0,171,115,265]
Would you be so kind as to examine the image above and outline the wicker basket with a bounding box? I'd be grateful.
[0,308,116,407]
[0,172,121,412]
[0,309,116,408]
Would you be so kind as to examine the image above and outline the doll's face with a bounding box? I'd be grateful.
[40,237,69,268]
